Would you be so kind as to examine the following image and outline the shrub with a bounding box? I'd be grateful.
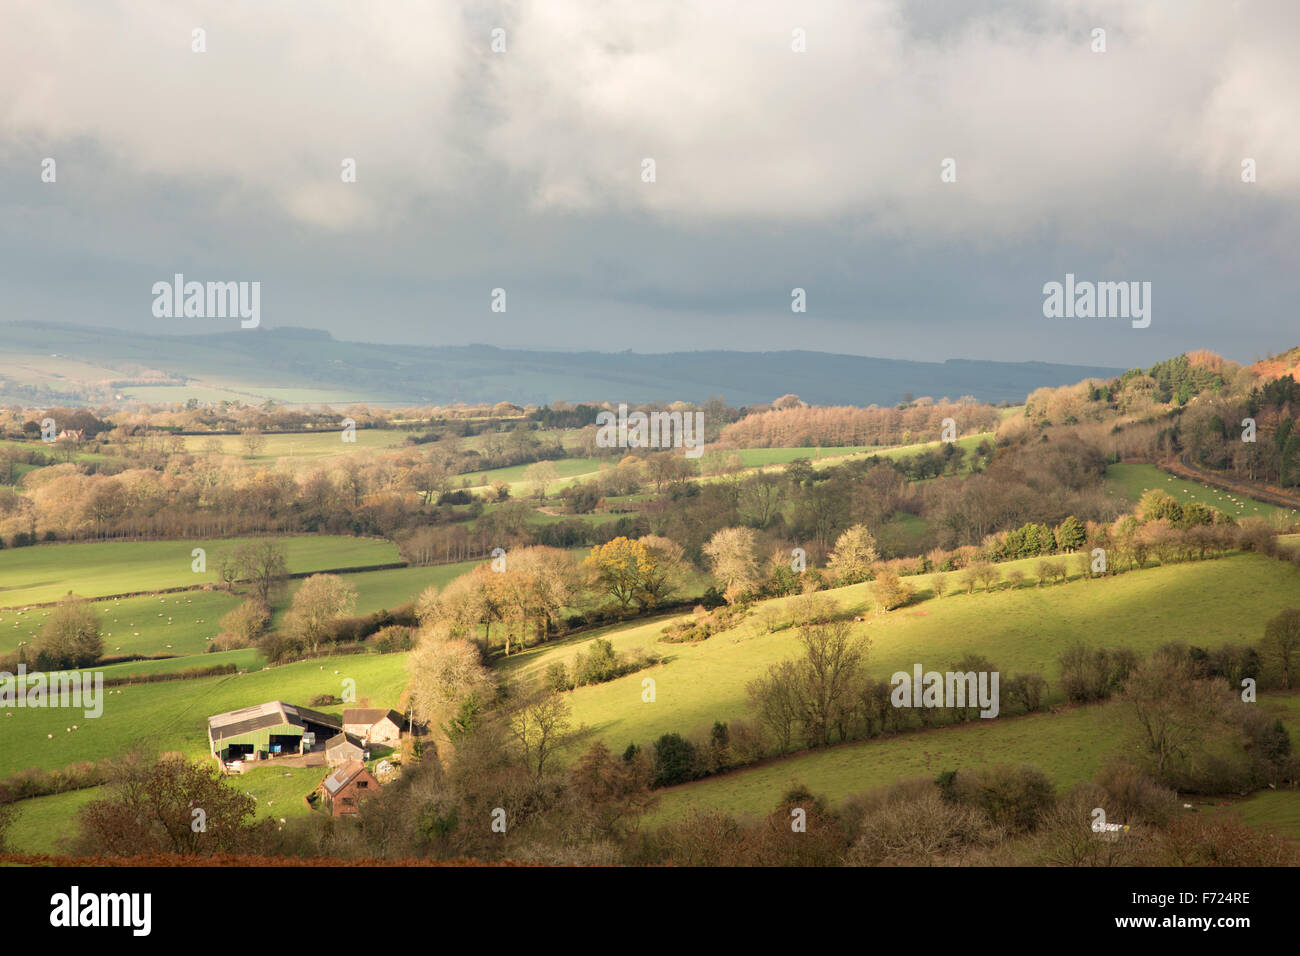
[216,599,271,650]
[941,764,1056,833]
[847,789,1001,866]
[1003,672,1048,713]
[544,662,570,693]
[651,733,697,787]
[35,595,102,670]
[369,624,415,653]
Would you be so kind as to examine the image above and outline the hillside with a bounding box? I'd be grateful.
[0,321,1122,408]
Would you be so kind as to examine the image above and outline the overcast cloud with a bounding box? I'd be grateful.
[1,0,1296,367]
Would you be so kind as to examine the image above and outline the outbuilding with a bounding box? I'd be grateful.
[342,708,406,746]
[207,700,342,763]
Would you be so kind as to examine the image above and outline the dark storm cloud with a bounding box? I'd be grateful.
[1,0,1296,368]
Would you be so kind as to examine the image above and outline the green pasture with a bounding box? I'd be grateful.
[180,428,409,464]
[0,589,240,659]
[0,535,401,607]
[512,553,1300,762]
[646,693,1300,825]
[1105,463,1294,522]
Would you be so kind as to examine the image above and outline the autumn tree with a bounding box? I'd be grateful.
[826,524,879,585]
[215,599,271,650]
[284,573,358,652]
[406,635,497,740]
[703,526,760,603]
[871,568,913,612]
[75,754,264,856]
[569,740,657,837]
[584,536,674,612]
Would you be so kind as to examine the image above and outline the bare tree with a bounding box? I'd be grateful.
[240,427,267,458]
[507,688,572,778]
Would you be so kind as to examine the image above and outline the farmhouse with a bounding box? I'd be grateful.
[207,700,342,764]
[342,707,406,746]
[318,760,377,818]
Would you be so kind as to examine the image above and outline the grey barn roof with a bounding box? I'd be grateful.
[343,708,403,726]
[207,700,342,745]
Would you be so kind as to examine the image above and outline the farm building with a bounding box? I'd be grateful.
[319,760,378,818]
[325,731,368,767]
[207,700,342,763]
[342,708,406,746]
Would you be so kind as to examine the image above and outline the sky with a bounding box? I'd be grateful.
[1,0,1297,369]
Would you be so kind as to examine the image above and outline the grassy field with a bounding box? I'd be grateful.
[459,456,606,489]
[2,786,100,854]
[0,438,114,466]
[180,428,411,464]
[0,652,411,779]
[646,701,1125,823]
[0,589,241,659]
[0,535,401,607]
[93,647,264,678]
[734,446,876,466]
[1106,462,1293,521]
[273,559,485,625]
[498,552,1300,761]
[1209,790,1300,840]
[644,692,1300,824]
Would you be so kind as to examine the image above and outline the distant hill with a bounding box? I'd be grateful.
[0,321,1123,408]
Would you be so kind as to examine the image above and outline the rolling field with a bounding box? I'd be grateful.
[460,456,606,489]
[0,535,401,607]
[501,553,1300,761]
[1106,463,1293,521]
[645,692,1300,824]
[2,787,100,855]
[0,589,240,659]
[0,652,411,779]
[647,701,1125,823]
[0,438,114,466]
[180,428,411,463]
[276,558,484,620]
[735,446,876,466]
[93,647,263,678]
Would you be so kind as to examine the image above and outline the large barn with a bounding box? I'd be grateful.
[207,700,343,763]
